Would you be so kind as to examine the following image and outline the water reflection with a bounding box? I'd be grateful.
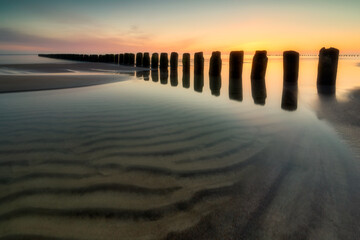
[182,73,190,89]
[194,74,204,93]
[151,70,159,82]
[136,71,143,78]
[160,70,168,85]
[281,85,298,111]
[209,75,221,96]
[229,77,243,101]
[143,71,150,81]
[170,69,178,87]
[251,77,267,105]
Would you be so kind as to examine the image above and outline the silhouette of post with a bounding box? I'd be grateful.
[115,54,119,64]
[281,85,298,111]
[194,74,204,93]
[317,47,339,94]
[170,52,178,70]
[209,51,222,76]
[283,51,299,85]
[251,51,268,80]
[229,51,244,79]
[124,53,130,65]
[210,75,221,96]
[160,69,168,84]
[143,53,150,68]
[151,53,159,69]
[194,52,204,75]
[129,53,135,66]
[182,53,190,74]
[160,53,168,70]
[136,53,143,67]
[119,54,124,65]
[151,70,159,82]
[229,77,243,101]
[182,72,190,88]
[251,77,267,105]
[170,69,178,87]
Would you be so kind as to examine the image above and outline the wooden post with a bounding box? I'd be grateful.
[194,52,204,75]
[160,53,168,70]
[124,53,130,65]
[129,53,135,66]
[229,51,244,79]
[170,52,178,70]
[209,51,222,76]
[182,53,190,73]
[151,53,159,69]
[136,53,143,67]
[251,51,268,80]
[119,54,124,65]
[283,51,299,85]
[317,47,339,94]
[143,53,150,68]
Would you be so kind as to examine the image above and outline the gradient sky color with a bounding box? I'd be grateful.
[0,0,359,54]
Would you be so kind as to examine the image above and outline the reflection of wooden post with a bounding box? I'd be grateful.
[317,47,339,91]
[143,70,150,81]
[119,54,124,65]
[251,51,268,80]
[210,75,221,96]
[229,51,244,79]
[209,51,222,76]
[129,54,135,66]
[160,53,168,70]
[194,74,204,93]
[281,85,298,111]
[143,53,150,68]
[170,52,178,70]
[151,70,159,82]
[170,69,178,87]
[182,72,190,88]
[283,51,299,85]
[160,69,168,84]
[182,53,190,73]
[194,52,204,75]
[136,53,143,67]
[151,53,159,69]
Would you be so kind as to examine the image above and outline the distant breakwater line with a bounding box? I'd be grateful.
[39,47,339,95]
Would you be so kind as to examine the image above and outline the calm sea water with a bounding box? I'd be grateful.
[0,55,359,239]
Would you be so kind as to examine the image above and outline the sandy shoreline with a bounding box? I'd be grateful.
[0,62,146,93]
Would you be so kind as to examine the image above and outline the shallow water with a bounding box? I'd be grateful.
[0,55,359,239]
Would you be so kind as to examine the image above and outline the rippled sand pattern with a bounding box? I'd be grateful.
[0,74,359,240]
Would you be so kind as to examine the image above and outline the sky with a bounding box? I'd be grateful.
[0,0,359,54]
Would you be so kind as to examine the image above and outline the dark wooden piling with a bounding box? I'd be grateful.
[229,51,244,79]
[194,52,204,75]
[283,51,299,85]
[210,75,221,96]
[151,53,159,69]
[143,53,150,68]
[151,70,159,82]
[182,53,190,73]
[209,51,222,76]
[317,47,339,94]
[119,54,124,65]
[170,52,178,70]
[160,69,168,84]
[124,53,130,65]
[136,53,143,67]
[251,51,268,80]
[170,69,178,87]
[281,85,298,111]
[129,53,135,66]
[160,53,168,70]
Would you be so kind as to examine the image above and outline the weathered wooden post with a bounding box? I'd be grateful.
[182,72,190,89]
[229,51,244,79]
[129,53,135,66]
[281,85,298,111]
[143,53,150,68]
[209,51,222,76]
[119,54,124,65]
[124,53,130,65]
[170,69,178,87]
[136,53,143,67]
[160,69,168,84]
[170,52,178,70]
[151,53,159,69]
[283,51,299,85]
[251,51,268,80]
[151,70,159,82]
[182,53,190,74]
[317,47,339,94]
[210,75,221,96]
[160,53,168,70]
[194,52,204,75]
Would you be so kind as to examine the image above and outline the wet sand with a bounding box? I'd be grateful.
[0,62,146,93]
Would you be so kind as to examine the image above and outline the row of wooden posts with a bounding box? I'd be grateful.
[39,47,339,93]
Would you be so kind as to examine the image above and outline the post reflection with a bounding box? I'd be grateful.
[151,70,159,82]
[136,71,143,78]
[182,73,190,89]
[194,74,204,93]
[229,77,243,101]
[281,85,298,111]
[251,77,267,105]
[143,71,150,81]
[160,69,168,85]
[170,69,178,87]
[209,75,221,96]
